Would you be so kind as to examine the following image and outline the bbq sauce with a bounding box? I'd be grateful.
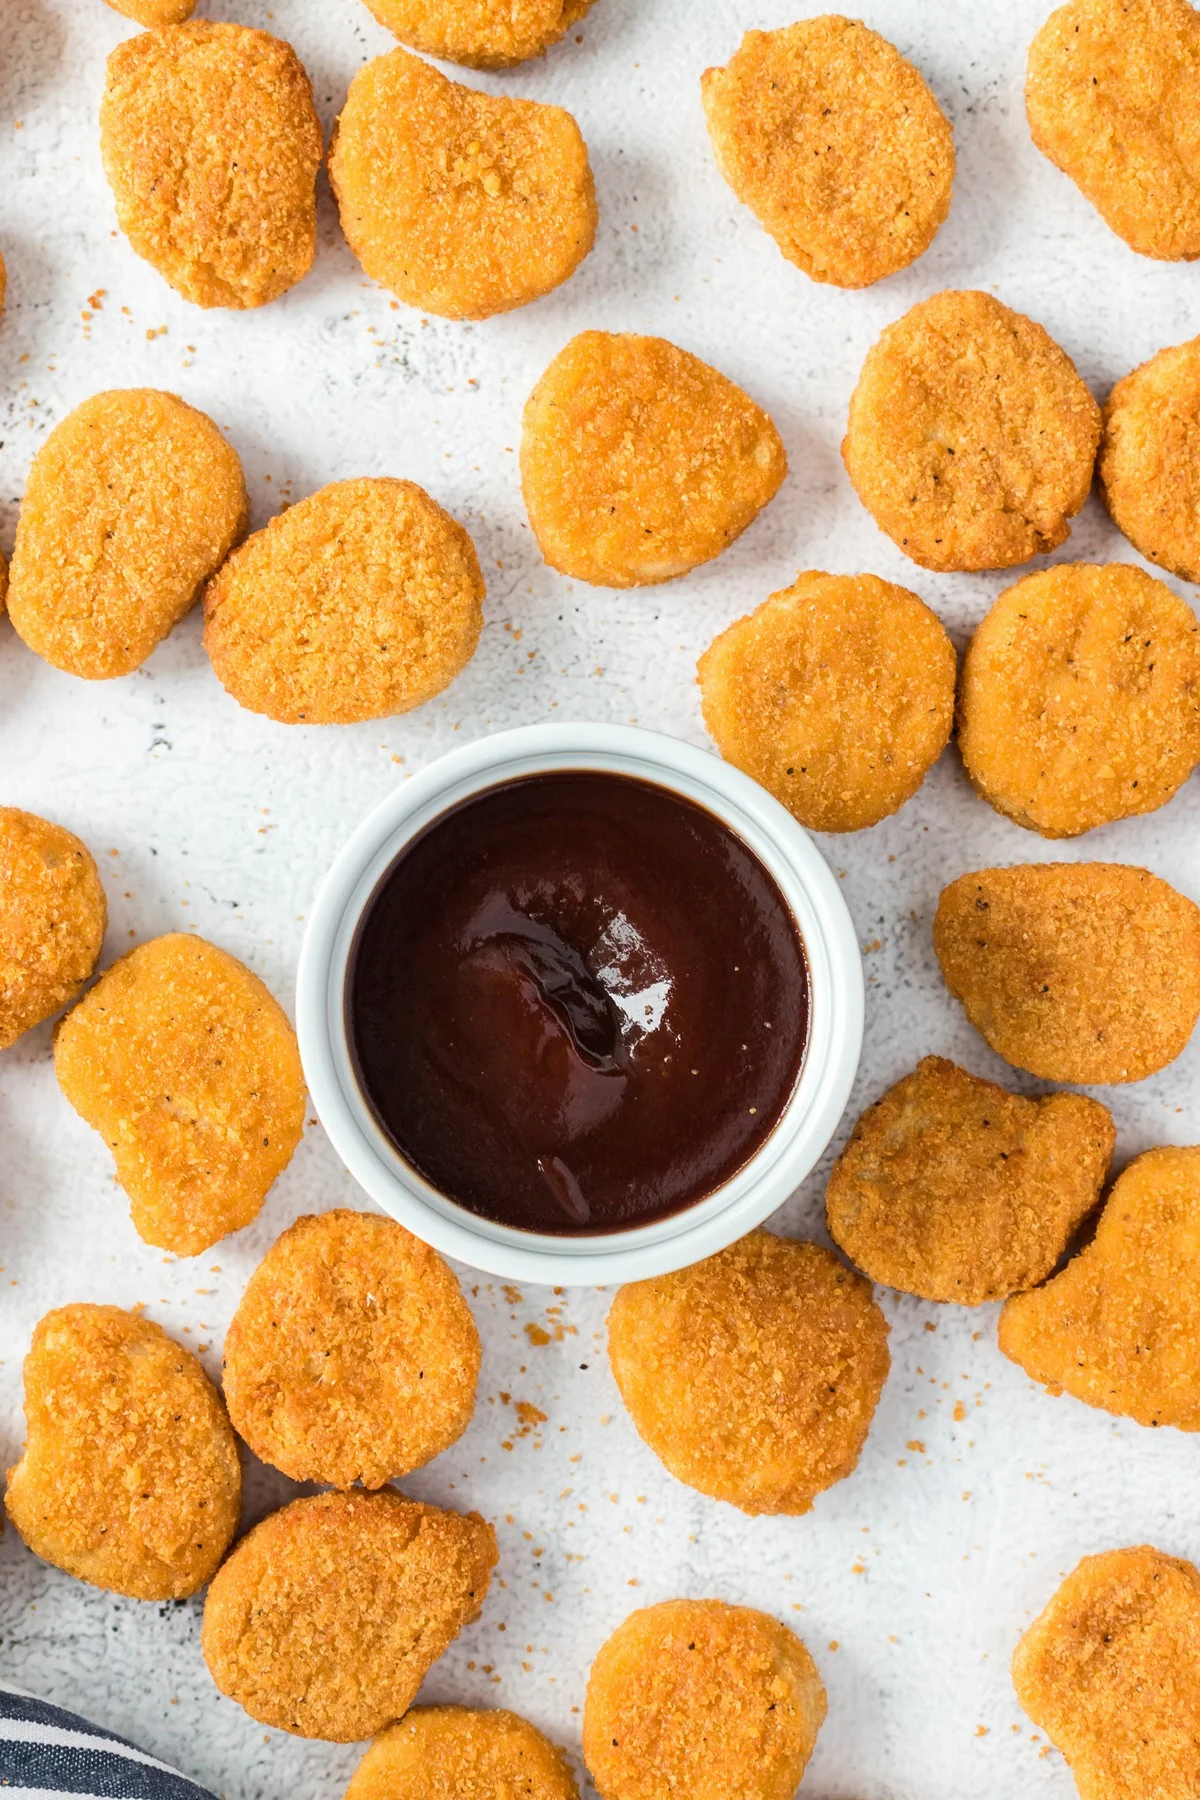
[347,771,810,1236]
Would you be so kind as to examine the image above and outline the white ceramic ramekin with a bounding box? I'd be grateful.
[296,724,863,1286]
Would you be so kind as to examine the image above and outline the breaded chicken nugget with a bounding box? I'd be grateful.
[698,570,955,833]
[1027,0,1200,261]
[329,50,596,321]
[827,1056,1115,1304]
[104,0,196,23]
[583,1599,825,1800]
[607,1232,889,1517]
[100,23,322,310]
[360,0,596,70]
[1000,1145,1200,1430]
[223,1210,481,1489]
[0,809,106,1051]
[958,564,1200,838]
[843,290,1100,572]
[204,478,485,725]
[934,864,1200,1084]
[202,1489,498,1741]
[1100,335,1200,583]
[702,19,954,289]
[8,390,247,680]
[522,332,786,588]
[54,933,305,1257]
[347,1709,579,1800]
[5,1304,239,1601]
[1013,1546,1200,1800]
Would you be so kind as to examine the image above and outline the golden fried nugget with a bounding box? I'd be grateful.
[698,570,955,833]
[827,1056,1115,1304]
[224,1210,481,1489]
[1013,1546,1200,1800]
[347,1709,580,1800]
[521,332,786,588]
[583,1599,825,1800]
[5,1304,239,1601]
[1027,0,1200,262]
[329,50,596,321]
[8,390,247,680]
[0,809,106,1051]
[104,0,196,23]
[934,863,1200,1085]
[360,0,596,69]
[100,22,322,310]
[1100,335,1200,583]
[702,19,954,289]
[202,1489,498,1741]
[843,290,1100,572]
[1000,1146,1200,1430]
[204,478,485,725]
[54,933,305,1257]
[959,563,1200,837]
[607,1232,889,1517]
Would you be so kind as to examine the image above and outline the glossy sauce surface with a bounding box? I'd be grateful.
[347,772,810,1235]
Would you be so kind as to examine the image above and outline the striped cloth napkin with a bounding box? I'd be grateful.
[0,1683,217,1800]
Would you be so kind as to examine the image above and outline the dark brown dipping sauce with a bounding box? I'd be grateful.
[347,771,810,1236]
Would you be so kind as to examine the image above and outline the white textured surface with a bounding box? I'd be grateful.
[1,3,1198,1797]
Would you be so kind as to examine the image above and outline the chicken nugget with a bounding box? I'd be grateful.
[583,1599,825,1800]
[999,1145,1200,1430]
[8,390,247,680]
[223,1210,481,1489]
[521,332,786,588]
[827,1056,1115,1304]
[54,933,305,1257]
[0,808,106,1051]
[5,1304,240,1601]
[359,0,596,70]
[1027,0,1200,262]
[1100,335,1200,584]
[202,1489,498,1741]
[104,0,196,23]
[100,22,322,310]
[843,290,1100,572]
[698,570,955,833]
[1013,1545,1200,1800]
[607,1232,889,1517]
[702,18,954,290]
[329,50,595,321]
[934,863,1200,1084]
[346,1708,579,1800]
[204,478,485,725]
[958,563,1200,837]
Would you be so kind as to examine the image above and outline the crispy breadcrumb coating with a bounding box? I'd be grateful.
[360,0,596,70]
[54,933,305,1256]
[699,570,955,832]
[583,1599,826,1800]
[702,18,954,289]
[8,389,247,679]
[329,49,596,321]
[1000,1145,1200,1430]
[5,1304,240,1600]
[0,808,106,1051]
[202,1489,498,1741]
[204,478,485,725]
[827,1056,1115,1304]
[347,1709,580,1800]
[100,22,322,309]
[223,1209,481,1489]
[958,563,1200,837]
[104,0,196,23]
[843,289,1100,572]
[607,1232,889,1517]
[1013,1545,1200,1800]
[521,332,786,588]
[1101,335,1200,583]
[934,863,1200,1084]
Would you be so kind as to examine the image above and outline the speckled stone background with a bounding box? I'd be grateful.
[1,3,1198,1797]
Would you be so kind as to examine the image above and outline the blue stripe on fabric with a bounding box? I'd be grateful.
[0,1740,211,1800]
[0,1696,141,1758]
